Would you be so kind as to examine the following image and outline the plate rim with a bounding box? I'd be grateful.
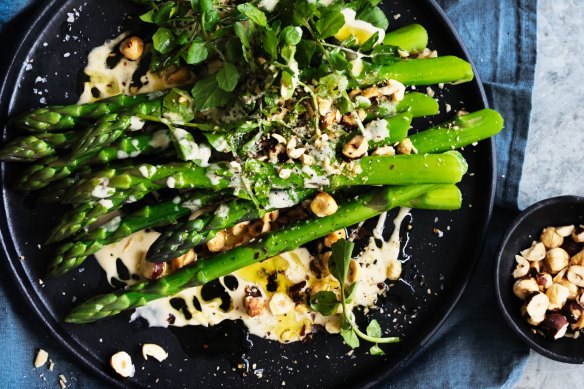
[0,0,496,388]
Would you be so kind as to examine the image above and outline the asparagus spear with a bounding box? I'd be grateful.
[361,56,474,86]
[68,100,162,160]
[15,130,171,191]
[64,184,443,323]
[9,93,162,133]
[60,152,466,205]
[0,131,79,162]
[384,24,428,54]
[410,109,504,154]
[45,191,225,278]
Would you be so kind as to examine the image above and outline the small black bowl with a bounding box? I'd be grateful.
[495,196,584,363]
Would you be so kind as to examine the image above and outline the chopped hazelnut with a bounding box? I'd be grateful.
[110,351,135,378]
[545,247,570,274]
[520,241,546,262]
[342,135,368,159]
[513,278,539,300]
[119,36,144,61]
[540,313,569,340]
[513,255,530,278]
[540,227,564,249]
[310,192,338,217]
[323,229,346,247]
[546,283,570,310]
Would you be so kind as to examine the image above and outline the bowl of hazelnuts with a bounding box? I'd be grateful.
[495,196,584,363]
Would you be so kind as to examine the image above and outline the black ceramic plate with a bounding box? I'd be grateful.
[495,196,584,364]
[0,1,494,388]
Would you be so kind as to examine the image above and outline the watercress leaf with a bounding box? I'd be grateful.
[329,49,351,72]
[237,3,268,27]
[316,8,345,39]
[370,344,386,356]
[191,75,232,111]
[357,5,389,30]
[203,9,219,32]
[162,88,195,123]
[139,9,154,23]
[344,282,358,304]
[176,31,190,46]
[341,326,360,349]
[309,291,340,316]
[184,39,208,64]
[217,62,240,92]
[152,28,176,55]
[262,27,279,60]
[281,26,303,46]
[280,71,296,100]
[329,239,355,284]
[359,31,379,52]
[366,319,382,338]
[234,22,251,49]
[337,94,355,114]
[291,0,317,26]
[154,2,177,24]
[318,73,348,99]
[371,45,398,64]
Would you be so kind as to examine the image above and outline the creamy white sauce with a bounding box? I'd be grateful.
[363,119,389,142]
[266,191,296,209]
[77,33,194,104]
[354,207,411,306]
[94,230,160,286]
[91,208,411,343]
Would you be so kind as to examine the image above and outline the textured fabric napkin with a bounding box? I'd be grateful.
[0,0,537,387]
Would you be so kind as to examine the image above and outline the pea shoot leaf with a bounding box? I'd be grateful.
[309,291,340,316]
[316,8,345,39]
[360,31,380,52]
[329,239,354,284]
[366,319,382,338]
[357,5,389,30]
[191,75,232,111]
[184,39,208,65]
[237,3,268,27]
[369,345,385,356]
[162,88,195,123]
[282,26,303,46]
[341,320,360,349]
[216,62,241,92]
[371,45,399,64]
[152,28,176,55]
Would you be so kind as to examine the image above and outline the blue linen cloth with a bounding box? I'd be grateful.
[0,0,537,387]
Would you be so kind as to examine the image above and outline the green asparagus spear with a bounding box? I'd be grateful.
[384,24,428,54]
[68,100,162,160]
[15,130,171,191]
[9,93,162,133]
[0,131,79,162]
[61,152,467,205]
[45,191,225,278]
[410,109,504,154]
[65,184,442,323]
[361,56,474,86]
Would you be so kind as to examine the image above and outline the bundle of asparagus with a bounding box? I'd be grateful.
[0,0,504,327]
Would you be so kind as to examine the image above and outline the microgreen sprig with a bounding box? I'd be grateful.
[310,239,399,355]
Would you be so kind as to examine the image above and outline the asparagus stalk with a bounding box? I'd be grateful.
[45,191,225,278]
[61,152,466,205]
[15,130,171,191]
[361,56,474,86]
[64,184,442,323]
[410,109,504,154]
[384,24,429,54]
[0,131,78,162]
[9,93,162,133]
[68,100,162,160]
[400,185,461,210]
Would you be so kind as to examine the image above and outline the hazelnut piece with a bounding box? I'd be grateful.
[572,226,584,243]
[535,272,552,291]
[567,265,584,288]
[562,301,584,324]
[310,192,338,217]
[540,227,564,249]
[524,292,549,325]
[512,278,539,300]
[110,351,135,378]
[520,241,546,262]
[119,36,144,61]
[142,344,168,362]
[544,247,569,274]
[512,255,530,278]
[539,313,569,340]
[546,283,570,310]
